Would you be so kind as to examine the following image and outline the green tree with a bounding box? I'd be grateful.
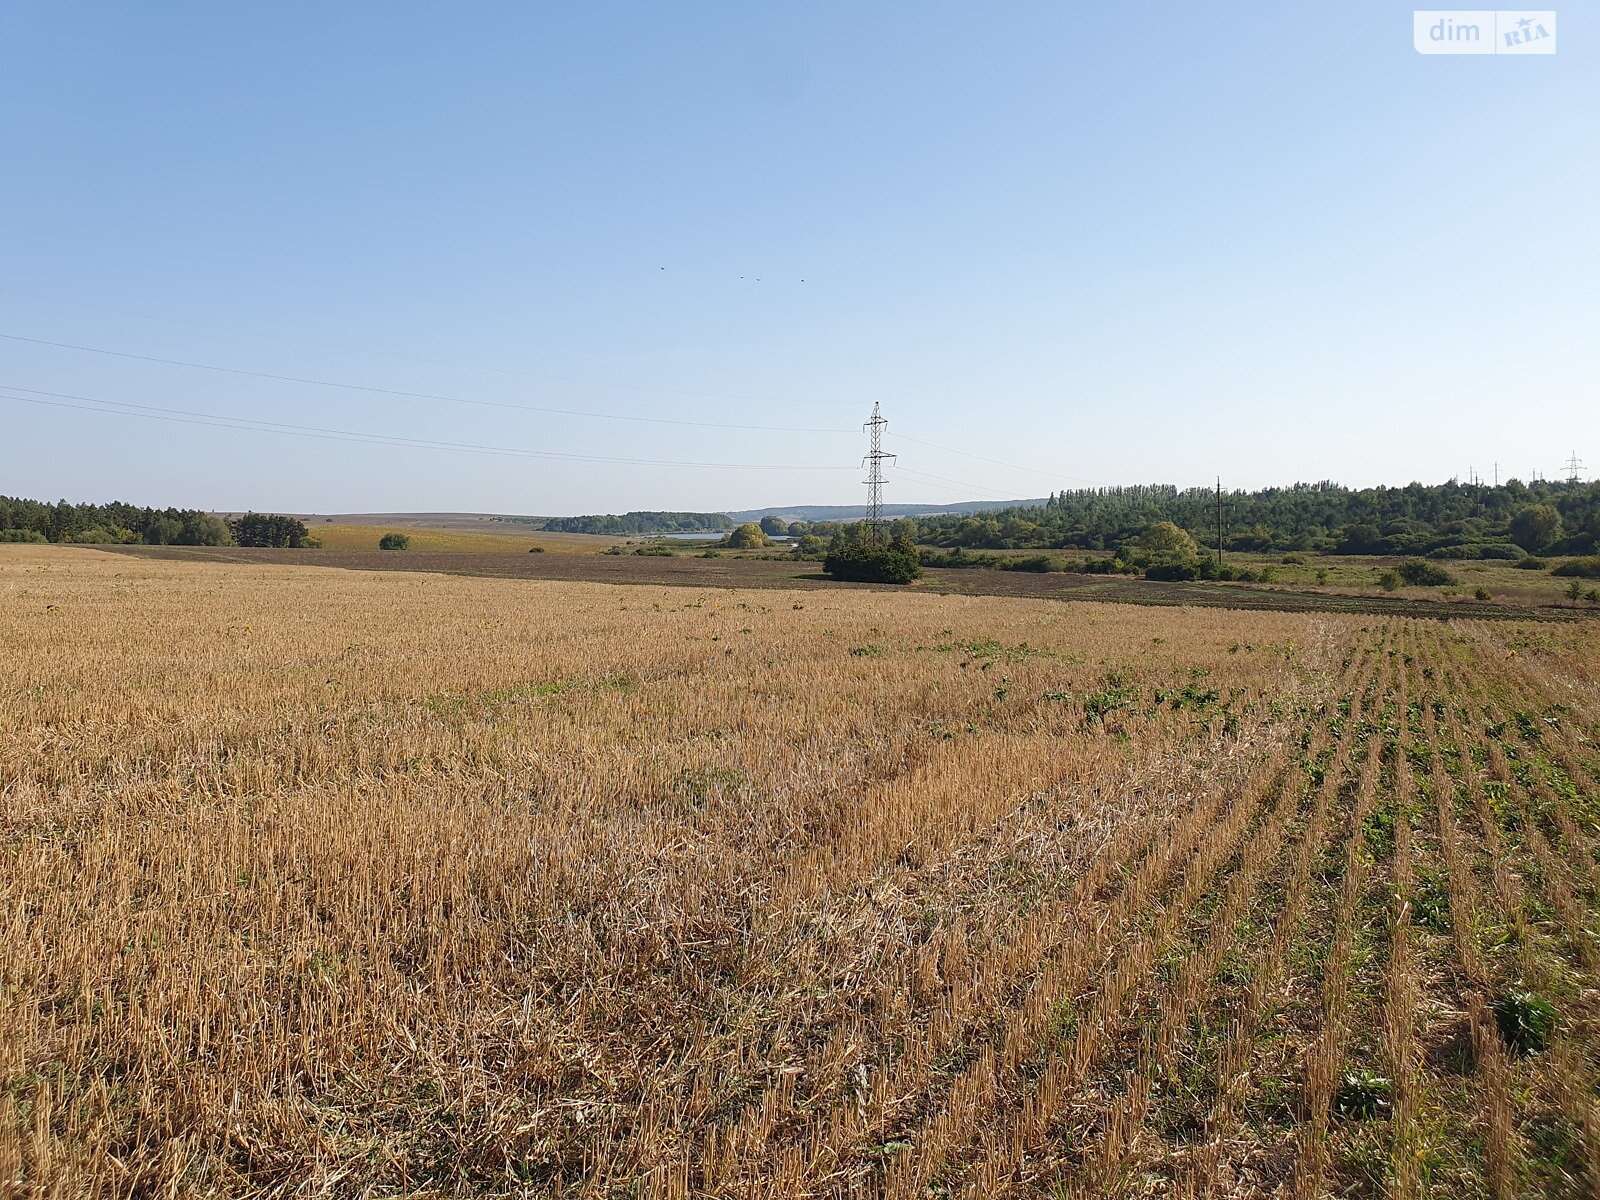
[726,523,769,549]
[229,513,311,548]
[1136,521,1199,559]
[1509,504,1563,552]
[758,515,788,537]
[378,532,411,550]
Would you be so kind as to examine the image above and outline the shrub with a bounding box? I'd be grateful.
[378,532,410,551]
[1145,561,1199,582]
[70,526,124,544]
[1475,587,1491,601]
[1397,559,1457,587]
[726,523,769,549]
[920,547,997,569]
[528,546,545,553]
[0,528,48,543]
[1552,556,1600,578]
[999,554,1054,573]
[1494,990,1556,1055]
[1081,557,1128,575]
[1516,557,1547,571]
[1379,571,1401,591]
[823,528,922,584]
[1429,542,1524,560]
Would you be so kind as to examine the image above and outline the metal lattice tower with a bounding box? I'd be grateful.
[862,403,895,542]
[1565,451,1586,484]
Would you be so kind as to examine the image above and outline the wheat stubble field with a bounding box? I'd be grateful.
[2,547,1599,1198]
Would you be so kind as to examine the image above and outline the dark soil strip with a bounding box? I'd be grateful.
[90,545,1589,623]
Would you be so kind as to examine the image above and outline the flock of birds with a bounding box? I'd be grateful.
[659,267,804,282]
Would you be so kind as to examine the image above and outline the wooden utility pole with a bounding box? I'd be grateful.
[1214,477,1226,565]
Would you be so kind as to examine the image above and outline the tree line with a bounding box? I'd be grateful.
[0,496,323,548]
[540,511,734,535]
[0,495,232,545]
[911,479,1600,557]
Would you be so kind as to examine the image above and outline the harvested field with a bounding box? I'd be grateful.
[92,544,1594,622]
[3,546,1599,1197]
[305,523,610,554]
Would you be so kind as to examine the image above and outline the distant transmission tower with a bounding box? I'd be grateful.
[862,402,896,542]
[1564,451,1585,484]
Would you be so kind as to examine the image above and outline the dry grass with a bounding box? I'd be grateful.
[308,523,611,553]
[1,545,1597,1198]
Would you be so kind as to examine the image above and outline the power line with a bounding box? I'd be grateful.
[1565,451,1586,484]
[885,429,1111,487]
[0,384,855,472]
[885,411,1111,486]
[891,466,1018,500]
[0,332,855,434]
[0,287,857,408]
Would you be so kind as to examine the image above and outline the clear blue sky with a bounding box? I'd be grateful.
[1,2,1594,515]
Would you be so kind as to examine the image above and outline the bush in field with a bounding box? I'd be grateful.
[1429,543,1525,560]
[1552,556,1600,578]
[1379,571,1401,591]
[823,526,921,584]
[1,528,48,543]
[1475,543,1526,560]
[1082,556,1132,575]
[726,523,769,549]
[68,526,124,544]
[1146,561,1200,581]
[920,547,994,569]
[378,532,410,551]
[1397,559,1457,587]
[999,554,1054,572]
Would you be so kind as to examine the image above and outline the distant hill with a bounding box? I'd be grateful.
[725,499,1047,523]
